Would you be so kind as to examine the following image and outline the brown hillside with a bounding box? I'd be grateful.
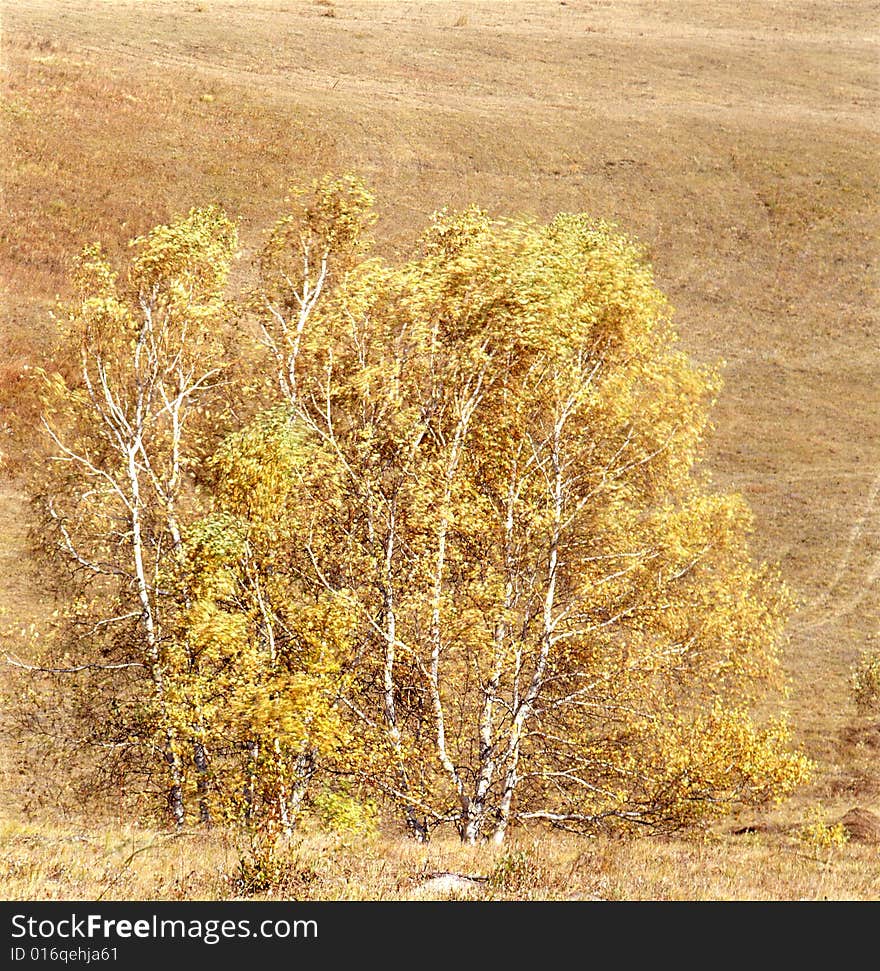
[0,0,877,896]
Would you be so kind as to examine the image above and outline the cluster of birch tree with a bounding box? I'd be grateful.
[26,177,810,843]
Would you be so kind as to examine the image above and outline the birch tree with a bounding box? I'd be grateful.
[164,409,361,840]
[32,208,237,826]
[250,192,811,842]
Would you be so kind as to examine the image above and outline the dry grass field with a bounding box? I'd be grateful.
[0,0,878,898]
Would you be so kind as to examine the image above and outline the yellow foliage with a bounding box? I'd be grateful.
[242,183,811,840]
[30,178,811,842]
[851,649,880,713]
[798,806,850,849]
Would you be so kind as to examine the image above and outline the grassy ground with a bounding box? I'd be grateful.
[1,818,877,901]
[0,0,878,897]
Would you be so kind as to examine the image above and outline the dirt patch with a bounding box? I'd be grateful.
[840,724,880,752]
[731,822,792,837]
[839,808,880,845]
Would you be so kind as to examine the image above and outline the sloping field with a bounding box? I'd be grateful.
[0,0,878,891]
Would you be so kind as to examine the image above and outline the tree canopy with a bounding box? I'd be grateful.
[28,177,811,843]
